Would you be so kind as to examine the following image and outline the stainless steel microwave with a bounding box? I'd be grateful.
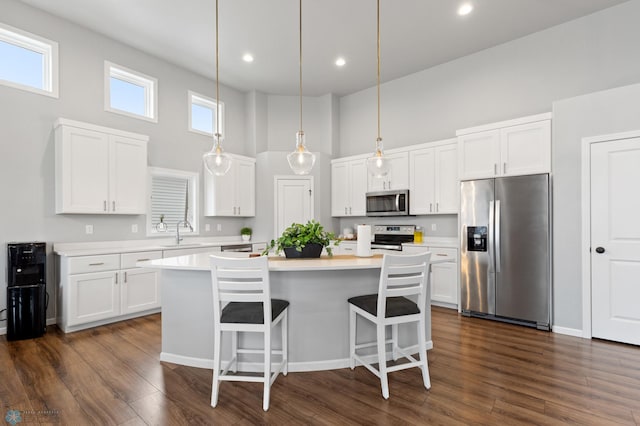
[366,190,410,216]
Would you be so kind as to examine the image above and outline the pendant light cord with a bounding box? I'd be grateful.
[215,0,220,143]
[299,0,303,133]
[376,0,382,143]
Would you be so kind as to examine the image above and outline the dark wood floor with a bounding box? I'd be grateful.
[1,308,639,425]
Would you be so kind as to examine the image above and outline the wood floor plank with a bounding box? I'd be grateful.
[2,307,639,425]
[6,338,96,425]
[36,329,140,424]
[65,328,159,404]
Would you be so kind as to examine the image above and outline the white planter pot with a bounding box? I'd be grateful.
[241,234,251,241]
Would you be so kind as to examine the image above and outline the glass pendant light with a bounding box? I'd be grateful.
[366,0,390,178]
[203,0,232,176]
[287,0,316,175]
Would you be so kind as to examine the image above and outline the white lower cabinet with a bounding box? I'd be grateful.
[402,245,458,308]
[68,271,120,326]
[59,250,162,332]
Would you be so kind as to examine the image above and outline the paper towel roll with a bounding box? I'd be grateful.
[357,225,372,257]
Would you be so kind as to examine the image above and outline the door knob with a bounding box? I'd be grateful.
[595,247,605,254]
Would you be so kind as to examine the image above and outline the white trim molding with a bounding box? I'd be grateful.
[580,128,640,340]
[0,22,59,98]
[104,61,158,123]
[187,90,225,138]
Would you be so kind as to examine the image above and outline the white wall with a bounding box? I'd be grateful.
[0,0,250,321]
[552,83,640,330]
[340,0,640,157]
[266,95,333,154]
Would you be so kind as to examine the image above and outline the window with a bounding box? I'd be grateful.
[105,61,157,122]
[0,23,58,97]
[188,90,224,137]
[147,168,198,236]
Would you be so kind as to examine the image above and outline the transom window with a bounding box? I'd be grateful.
[188,90,224,137]
[105,61,157,122]
[147,167,198,236]
[0,23,58,97]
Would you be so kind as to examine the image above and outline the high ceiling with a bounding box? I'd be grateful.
[21,0,629,96]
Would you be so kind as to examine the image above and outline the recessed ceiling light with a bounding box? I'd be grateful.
[458,3,473,16]
[242,53,254,63]
[335,57,346,67]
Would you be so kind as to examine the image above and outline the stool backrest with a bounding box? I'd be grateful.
[209,255,271,322]
[378,252,431,317]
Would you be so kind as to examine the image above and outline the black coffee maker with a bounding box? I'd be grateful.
[6,242,47,340]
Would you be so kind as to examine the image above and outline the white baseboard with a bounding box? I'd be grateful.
[161,341,434,372]
[552,326,585,338]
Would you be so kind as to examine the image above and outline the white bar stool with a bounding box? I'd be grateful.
[348,252,432,399]
[209,255,288,411]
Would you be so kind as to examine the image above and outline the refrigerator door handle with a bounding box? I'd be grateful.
[495,200,501,273]
[488,200,495,273]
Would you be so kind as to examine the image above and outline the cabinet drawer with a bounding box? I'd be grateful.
[428,247,457,262]
[121,251,163,269]
[68,254,120,274]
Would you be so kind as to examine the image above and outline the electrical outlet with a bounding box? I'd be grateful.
[216,223,222,231]
[85,225,94,235]
[431,224,437,231]
[131,224,138,233]
[205,224,211,232]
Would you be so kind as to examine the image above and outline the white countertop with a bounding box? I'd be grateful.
[53,238,264,256]
[140,252,450,272]
[403,237,458,249]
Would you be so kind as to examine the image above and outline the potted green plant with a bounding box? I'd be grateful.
[240,227,252,241]
[262,220,338,258]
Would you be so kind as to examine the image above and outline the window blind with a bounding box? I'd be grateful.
[150,175,193,232]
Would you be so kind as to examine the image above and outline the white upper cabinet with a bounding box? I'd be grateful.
[409,140,458,215]
[367,151,409,191]
[55,119,148,214]
[457,113,551,180]
[204,154,256,217]
[331,157,367,217]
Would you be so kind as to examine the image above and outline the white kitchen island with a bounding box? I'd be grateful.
[142,253,436,372]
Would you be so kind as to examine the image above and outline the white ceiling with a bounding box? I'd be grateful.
[21,0,629,96]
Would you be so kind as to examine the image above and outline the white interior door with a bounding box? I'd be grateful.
[591,136,640,345]
[275,177,313,238]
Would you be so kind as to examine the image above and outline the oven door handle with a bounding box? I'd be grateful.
[395,194,400,212]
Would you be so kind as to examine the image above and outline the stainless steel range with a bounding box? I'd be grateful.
[372,225,415,251]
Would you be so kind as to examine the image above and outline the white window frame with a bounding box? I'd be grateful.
[188,90,225,138]
[0,23,59,98]
[105,61,158,123]
[147,167,199,237]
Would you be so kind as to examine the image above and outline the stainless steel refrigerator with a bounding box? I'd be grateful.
[460,173,551,330]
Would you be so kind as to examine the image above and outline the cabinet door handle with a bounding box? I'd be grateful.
[436,202,439,212]
[137,258,150,262]
[104,200,107,212]
[494,163,497,175]
[233,206,236,215]
[112,201,116,211]
[124,271,127,282]
[115,273,118,284]
[89,262,104,266]
[429,203,432,213]
[238,206,241,215]
[345,207,348,215]
[349,207,352,215]
[503,162,507,174]
[436,253,447,257]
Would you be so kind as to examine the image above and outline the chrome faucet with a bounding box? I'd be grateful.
[176,220,194,245]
